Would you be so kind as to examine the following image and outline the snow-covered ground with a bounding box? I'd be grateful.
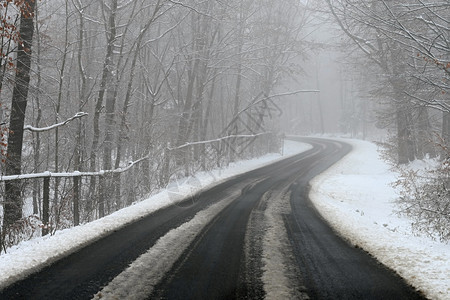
[310,138,450,300]
[1,138,449,300]
[0,140,311,291]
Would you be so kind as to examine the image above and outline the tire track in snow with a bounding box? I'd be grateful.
[260,187,309,299]
[92,191,239,300]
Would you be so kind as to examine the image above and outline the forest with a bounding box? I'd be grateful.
[0,0,449,251]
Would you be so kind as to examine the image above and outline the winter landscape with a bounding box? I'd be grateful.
[0,0,449,299]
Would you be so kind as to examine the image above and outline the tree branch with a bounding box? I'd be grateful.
[24,112,88,132]
[168,132,273,151]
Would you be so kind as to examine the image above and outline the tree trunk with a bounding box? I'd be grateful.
[53,0,70,225]
[442,110,450,158]
[74,0,90,220]
[396,107,415,164]
[102,0,118,216]
[88,0,117,218]
[200,68,217,170]
[229,45,243,162]
[416,106,434,158]
[391,68,416,164]
[3,0,36,228]
[32,2,43,216]
[316,59,325,134]
[228,7,244,162]
[175,59,198,167]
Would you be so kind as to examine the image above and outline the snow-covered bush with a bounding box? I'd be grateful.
[393,157,450,242]
[1,215,42,253]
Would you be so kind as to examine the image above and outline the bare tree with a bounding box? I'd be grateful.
[324,0,443,163]
[4,0,36,228]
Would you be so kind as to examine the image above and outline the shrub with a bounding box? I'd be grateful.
[394,156,450,242]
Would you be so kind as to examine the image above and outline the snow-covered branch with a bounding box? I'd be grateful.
[324,0,386,69]
[404,91,450,113]
[23,112,88,132]
[168,132,273,151]
[0,152,151,181]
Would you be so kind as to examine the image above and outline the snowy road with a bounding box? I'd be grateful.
[0,138,425,299]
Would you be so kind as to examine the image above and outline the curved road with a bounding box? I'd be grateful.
[0,138,425,299]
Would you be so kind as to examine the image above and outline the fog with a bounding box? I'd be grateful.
[277,13,360,137]
[1,0,448,245]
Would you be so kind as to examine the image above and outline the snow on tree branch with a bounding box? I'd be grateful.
[23,112,88,132]
[168,132,273,151]
[0,152,151,181]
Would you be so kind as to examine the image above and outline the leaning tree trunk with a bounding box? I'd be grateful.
[3,0,36,228]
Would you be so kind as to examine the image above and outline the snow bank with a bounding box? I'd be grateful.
[309,138,450,300]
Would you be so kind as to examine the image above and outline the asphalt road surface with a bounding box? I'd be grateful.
[0,137,426,299]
